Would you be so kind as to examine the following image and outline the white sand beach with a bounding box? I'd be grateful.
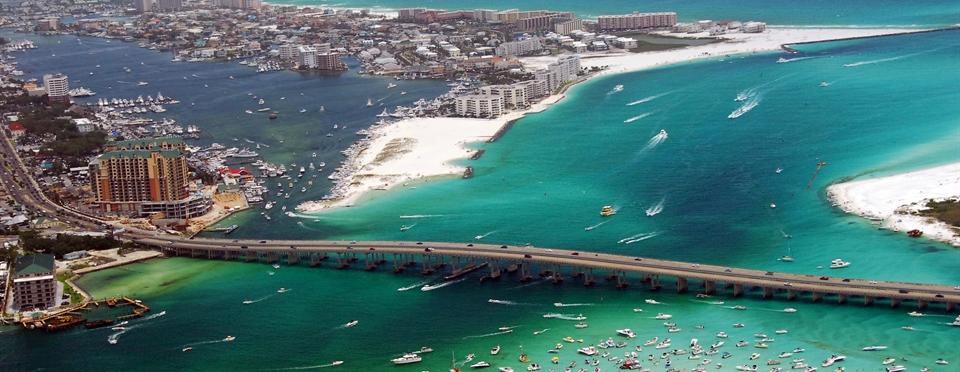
[299,27,928,213]
[827,163,960,246]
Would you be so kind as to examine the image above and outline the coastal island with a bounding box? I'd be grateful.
[828,163,960,247]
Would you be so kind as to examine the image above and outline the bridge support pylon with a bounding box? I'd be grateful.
[732,284,743,297]
[786,289,797,300]
[890,298,901,308]
[762,287,773,299]
[838,294,847,304]
[864,296,874,306]
[947,302,956,312]
[811,292,823,302]
[917,300,928,310]
[703,280,716,295]
[676,277,688,293]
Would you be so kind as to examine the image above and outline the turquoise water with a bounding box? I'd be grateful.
[1,28,960,372]
[274,0,960,27]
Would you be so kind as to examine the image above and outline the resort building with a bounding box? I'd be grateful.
[297,46,317,68]
[533,55,582,93]
[554,19,584,35]
[90,137,210,218]
[12,254,58,311]
[495,38,544,57]
[597,12,678,31]
[516,13,574,31]
[742,21,767,33]
[455,94,505,118]
[316,53,347,71]
[42,73,69,104]
[480,84,529,109]
[214,0,262,10]
[134,0,154,13]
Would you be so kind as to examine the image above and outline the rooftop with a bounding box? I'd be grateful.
[14,253,54,277]
[98,149,184,160]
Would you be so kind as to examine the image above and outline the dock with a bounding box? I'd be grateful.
[19,297,150,332]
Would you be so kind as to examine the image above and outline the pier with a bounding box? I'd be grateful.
[20,297,150,332]
[130,236,960,312]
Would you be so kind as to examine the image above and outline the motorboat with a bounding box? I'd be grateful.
[526,363,541,371]
[821,355,846,367]
[577,346,598,356]
[908,311,925,317]
[344,320,359,328]
[643,337,659,346]
[935,359,949,365]
[732,305,747,310]
[490,345,501,355]
[736,341,749,347]
[778,352,793,358]
[223,336,236,342]
[470,361,491,368]
[775,329,789,334]
[574,322,588,329]
[861,346,887,351]
[655,313,672,320]
[886,366,906,372]
[829,259,851,269]
[601,205,616,217]
[793,348,806,353]
[716,332,728,338]
[750,353,761,360]
[498,368,514,372]
[415,346,433,354]
[882,358,896,365]
[182,347,193,352]
[391,353,422,365]
[783,308,798,313]
[617,328,637,338]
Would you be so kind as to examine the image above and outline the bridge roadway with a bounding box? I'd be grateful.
[131,234,960,310]
[2,130,958,311]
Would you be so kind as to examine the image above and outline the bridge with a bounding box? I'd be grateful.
[2,130,958,313]
[133,234,960,312]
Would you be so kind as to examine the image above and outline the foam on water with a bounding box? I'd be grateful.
[623,112,653,123]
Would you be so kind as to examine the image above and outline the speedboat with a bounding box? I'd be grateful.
[908,311,925,317]
[886,366,905,372]
[783,308,798,313]
[821,355,846,367]
[732,305,747,310]
[391,353,422,365]
[242,299,254,304]
[711,341,725,349]
[750,353,761,360]
[862,345,887,351]
[470,361,491,368]
[776,329,789,334]
[182,347,193,352]
[277,288,291,293]
[574,322,588,329]
[344,320,359,328]
[716,332,728,338]
[643,337,659,346]
[499,368,514,372]
[223,336,236,342]
[645,299,661,305]
[935,359,949,365]
[779,352,793,358]
[793,348,806,353]
[655,313,673,320]
[617,328,637,338]
[491,345,501,355]
[577,346,598,356]
[882,358,896,365]
[829,259,850,269]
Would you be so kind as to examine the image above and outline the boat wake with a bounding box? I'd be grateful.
[421,278,467,292]
[462,329,514,339]
[554,314,587,321]
[842,49,938,67]
[286,212,322,220]
[626,91,672,106]
[728,95,761,119]
[584,220,609,231]
[181,337,233,348]
[776,56,815,64]
[640,129,668,152]
[397,281,429,291]
[618,231,657,244]
[107,324,139,344]
[242,294,276,305]
[623,232,661,245]
[508,279,545,290]
[690,299,726,305]
[269,361,344,370]
[623,112,653,123]
[487,299,525,306]
[141,311,167,321]
[645,198,665,217]
[399,214,445,219]
[607,84,625,95]
[554,302,594,307]
[474,230,496,240]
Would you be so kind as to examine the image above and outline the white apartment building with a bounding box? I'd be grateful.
[480,84,528,109]
[455,94,505,118]
[298,45,317,68]
[494,38,543,57]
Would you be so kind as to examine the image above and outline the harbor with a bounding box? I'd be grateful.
[19,297,150,333]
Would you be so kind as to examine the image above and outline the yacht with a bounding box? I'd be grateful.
[617,329,637,338]
[829,259,851,269]
[470,361,490,368]
[821,355,846,367]
[577,346,598,356]
[391,353,422,365]
[655,313,672,320]
[600,205,616,217]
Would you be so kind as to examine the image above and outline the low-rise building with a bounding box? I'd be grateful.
[742,21,767,33]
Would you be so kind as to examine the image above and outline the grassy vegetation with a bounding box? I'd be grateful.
[615,32,721,53]
[56,271,84,304]
[919,199,960,228]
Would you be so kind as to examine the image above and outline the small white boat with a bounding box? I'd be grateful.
[775,329,789,334]
[829,258,851,269]
[617,328,637,338]
[272,264,281,269]
[277,288,291,293]
[645,299,661,305]
[861,345,887,351]
[182,347,193,352]
[886,366,905,372]
[783,308,798,313]
[491,345,501,355]
[223,336,236,342]
[908,311,925,317]
[498,368,514,372]
[935,359,949,365]
[654,313,672,320]
[716,332,728,338]
[344,320,359,328]
[471,361,491,368]
[882,358,896,365]
[391,353,422,365]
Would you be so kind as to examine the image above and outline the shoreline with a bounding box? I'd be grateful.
[826,162,960,247]
[297,26,935,214]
